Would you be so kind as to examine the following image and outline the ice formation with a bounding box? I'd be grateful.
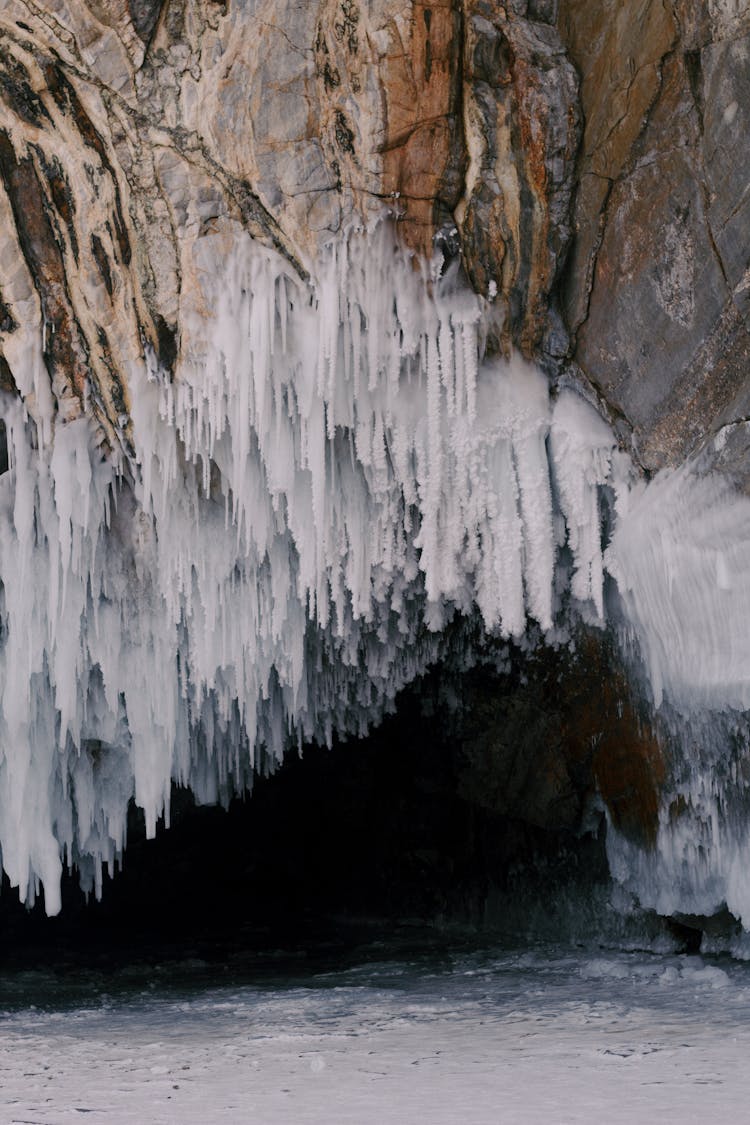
[606,467,750,713]
[4,218,750,929]
[605,468,750,927]
[0,225,615,913]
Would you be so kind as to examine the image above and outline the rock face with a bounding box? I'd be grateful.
[457,632,665,849]
[559,0,750,478]
[459,2,579,358]
[0,0,581,451]
[2,1,746,473]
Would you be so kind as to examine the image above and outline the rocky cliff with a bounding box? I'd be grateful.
[1,2,746,446]
[1,1,748,470]
[560,0,750,479]
[0,0,579,448]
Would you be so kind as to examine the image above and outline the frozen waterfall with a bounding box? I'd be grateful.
[2,222,750,927]
[605,467,750,932]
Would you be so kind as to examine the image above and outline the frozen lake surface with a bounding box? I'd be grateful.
[0,942,748,1123]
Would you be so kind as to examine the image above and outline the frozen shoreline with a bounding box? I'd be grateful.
[1,946,747,1124]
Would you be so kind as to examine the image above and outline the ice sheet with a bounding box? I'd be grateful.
[1,948,749,1124]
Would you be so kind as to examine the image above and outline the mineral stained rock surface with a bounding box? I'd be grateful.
[559,0,750,479]
[1,0,748,471]
[0,0,582,452]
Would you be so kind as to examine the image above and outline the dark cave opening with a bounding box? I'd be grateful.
[0,634,675,966]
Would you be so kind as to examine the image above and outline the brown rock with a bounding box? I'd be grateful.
[560,0,750,475]
[380,0,465,257]
[0,0,586,448]
[459,632,666,848]
[558,0,678,338]
[458,2,580,358]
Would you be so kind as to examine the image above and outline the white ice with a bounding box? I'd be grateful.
[605,466,750,926]
[606,465,750,712]
[1,947,749,1124]
[0,225,612,912]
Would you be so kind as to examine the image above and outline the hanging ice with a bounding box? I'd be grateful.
[603,463,750,930]
[606,466,750,713]
[0,225,614,913]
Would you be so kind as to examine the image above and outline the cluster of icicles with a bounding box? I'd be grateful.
[0,226,615,911]
[3,222,750,925]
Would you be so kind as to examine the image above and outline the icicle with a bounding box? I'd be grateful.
[551,391,615,620]
[0,222,622,915]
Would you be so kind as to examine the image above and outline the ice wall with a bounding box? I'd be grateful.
[0,226,614,913]
[607,467,750,713]
[604,467,750,929]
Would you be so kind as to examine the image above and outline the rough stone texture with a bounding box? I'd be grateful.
[0,1,748,473]
[559,0,750,477]
[458,0,580,357]
[0,0,580,452]
[458,632,666,848]
[379,0,465,256]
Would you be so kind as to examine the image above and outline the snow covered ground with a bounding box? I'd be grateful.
[0,944,748,1124]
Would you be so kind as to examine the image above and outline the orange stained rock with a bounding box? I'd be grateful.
[381,1,463,258]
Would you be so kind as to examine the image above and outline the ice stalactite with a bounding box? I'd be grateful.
[0,226,613,913]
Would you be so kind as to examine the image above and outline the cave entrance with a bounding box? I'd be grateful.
[0,629,668,964]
